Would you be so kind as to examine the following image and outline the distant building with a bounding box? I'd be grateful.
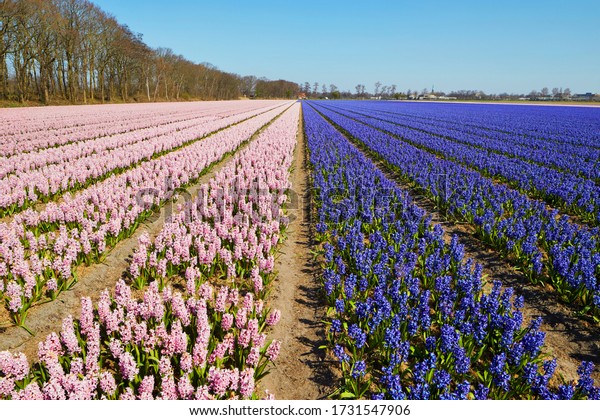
[572,92,594,101]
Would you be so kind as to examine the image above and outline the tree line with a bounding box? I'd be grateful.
[298,80,591,102]
[0,0,299,104]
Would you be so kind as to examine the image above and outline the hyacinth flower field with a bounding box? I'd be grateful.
[1,100,600,400]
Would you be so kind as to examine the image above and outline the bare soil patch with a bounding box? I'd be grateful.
[260,110,336,399]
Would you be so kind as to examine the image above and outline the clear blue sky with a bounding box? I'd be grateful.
[91,0,599,94]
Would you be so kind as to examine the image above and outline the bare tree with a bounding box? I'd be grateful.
[374,81,381,96]
[239,75,257,97]
[355,84,366,98]
[303,81,310,95]
[28,0,60,103]
[9,0,37,102]
[1,0,26,99]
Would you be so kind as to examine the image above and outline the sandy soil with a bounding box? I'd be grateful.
[260,108,336,399]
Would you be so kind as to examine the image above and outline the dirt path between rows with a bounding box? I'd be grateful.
[260,109,335,399]
[0,116,282,362]
[346,137,600,385]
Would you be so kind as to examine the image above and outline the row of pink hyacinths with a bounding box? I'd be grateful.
[0,102,293,326]
[0,101,281,156]
[128,103,300,295]
[0,102,192,140]
[0,104,203,151]
[0,102,287,216]
[0,107,220,178]
[0,103,300,400]
[0,106,216,176]
[0,279,282,399]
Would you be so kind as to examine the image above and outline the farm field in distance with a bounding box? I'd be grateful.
[1,99,600,400]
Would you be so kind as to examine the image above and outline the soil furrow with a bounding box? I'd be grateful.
[260,108,335,399]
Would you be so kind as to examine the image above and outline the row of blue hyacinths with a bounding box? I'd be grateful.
[317,101,600,226]
[302,103,599,400]
[310,101,600,320]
